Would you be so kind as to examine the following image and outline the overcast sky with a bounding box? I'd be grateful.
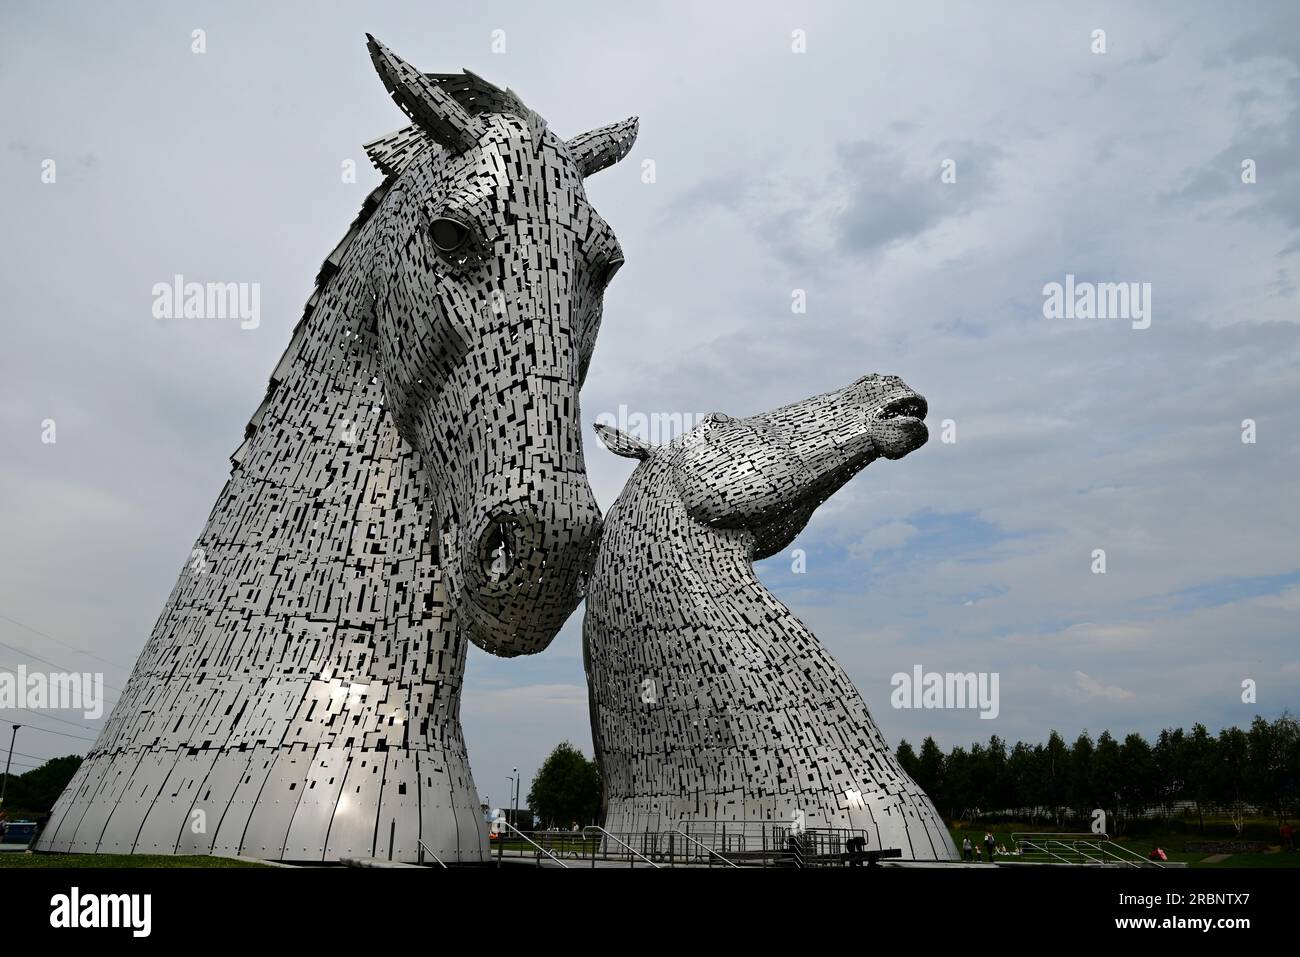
[2,1,1297,807]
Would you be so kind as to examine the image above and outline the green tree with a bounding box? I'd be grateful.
[941,746,971,819]
[1007,741,1040,821]
[1183,723,1216,833]
[1069,731,1095,820]
[1117,732,1155,831]
[1213,726,1250,835]
[914,736,946,807]
[896,739,919,782]
[1043,731,1069,825]
[985,735,1012,812]
[1152,727,1187,816]
[1093,731,1121,831]
[1247,713,1300,822]
[1,755,82,816]
[968,741,990,815]
[525,742,602,829]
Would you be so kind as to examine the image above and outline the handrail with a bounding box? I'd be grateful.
[1046,838,1104,865]
[496,818,569,868]
[1012,832,1165,868]
[1080,838,1164,868]
[1015,837,1077,865]
[673,826,739,868]
[1071,840,1127,866]
[1012,831,1104,856]
[788,834,805,869]
[416,839,448,868]
[583,826,661,868]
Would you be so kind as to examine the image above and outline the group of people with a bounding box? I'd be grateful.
[960,831,1013,862]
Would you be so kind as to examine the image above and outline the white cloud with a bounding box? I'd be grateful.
[848,521,919,561]
[1069,671,1137,702]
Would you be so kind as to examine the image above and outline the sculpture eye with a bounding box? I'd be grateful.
[430,217,471,254]
[708,412,731,424]
[602,257,625,285]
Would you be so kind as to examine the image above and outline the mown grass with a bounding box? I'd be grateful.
[948,821,1300,868]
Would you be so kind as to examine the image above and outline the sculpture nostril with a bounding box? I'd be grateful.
[478,517,523,583]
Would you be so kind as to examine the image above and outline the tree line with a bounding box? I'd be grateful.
[5,716,1297,835]
[896,713,1299,832]
[0,755,82,816]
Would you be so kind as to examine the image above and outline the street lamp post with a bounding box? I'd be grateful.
[0,724,21,811]
[509,767,519,830]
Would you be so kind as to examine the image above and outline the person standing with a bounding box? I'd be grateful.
[984,830,996,862]
[962,835,973,861]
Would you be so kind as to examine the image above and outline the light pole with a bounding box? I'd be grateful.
[509,767,519,829]
[0,724,20,812]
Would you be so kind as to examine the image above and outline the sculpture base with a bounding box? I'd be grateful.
[34,742,487,864]
[602,789,957,861]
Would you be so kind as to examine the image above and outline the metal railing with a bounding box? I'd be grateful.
[671,819,879,867]
[1012,832,1169,867]
[494,819,570,868]
[778,827,875,866]
[583,825,661,868]
[672,826,739,867]
[417,839,447,868]
[487,821,891,868]
[1075,837,1180,868]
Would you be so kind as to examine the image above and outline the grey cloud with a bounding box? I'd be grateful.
[835,140,1003,254]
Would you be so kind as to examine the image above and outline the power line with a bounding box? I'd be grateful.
[7,749,60,762]
[1,758,42,772]
[0,611,135,672]
[0,634,126,696]
[0,639,125,696]
[13,708,104,732]
[0,716,97,744]
[1,750,80,771]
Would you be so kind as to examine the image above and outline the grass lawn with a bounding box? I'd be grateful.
[1170,849,1298,868]
[0,852,267,868]
[948,822,1300,868]
[489,838,599,857]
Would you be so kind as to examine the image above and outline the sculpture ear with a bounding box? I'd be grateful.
[566,117,639,178]
[367,34,482,154]
[593,422,652,460]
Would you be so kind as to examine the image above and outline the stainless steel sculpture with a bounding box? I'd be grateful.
[584,375,959,860]
[36,36,636,862]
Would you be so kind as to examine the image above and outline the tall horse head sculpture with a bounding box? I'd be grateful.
[36,37,637,863]
[365,36,635,654]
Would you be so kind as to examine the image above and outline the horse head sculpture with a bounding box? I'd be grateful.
[584,373,955,859]
[365,37,637,655]
[36,37,638,863]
